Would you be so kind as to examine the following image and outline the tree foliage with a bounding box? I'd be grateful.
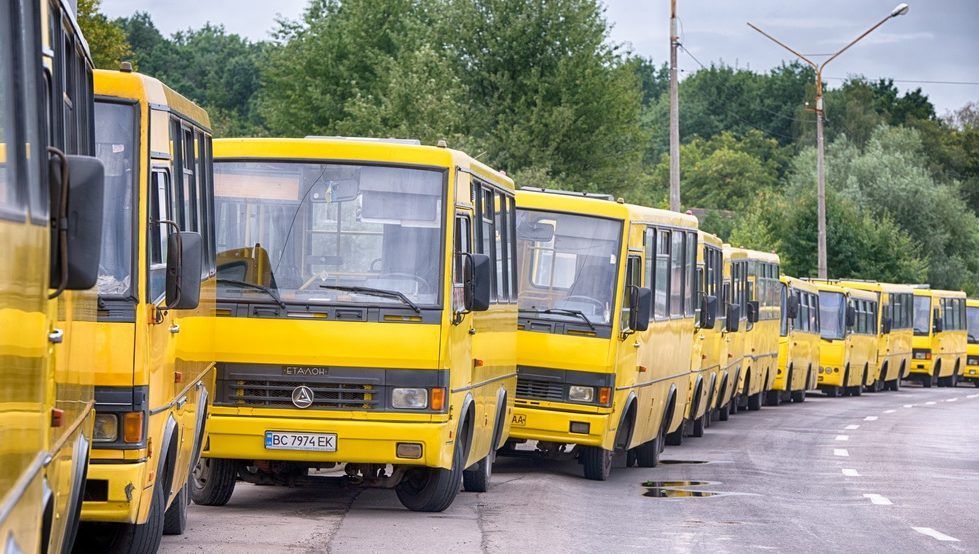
[77,0,133,69]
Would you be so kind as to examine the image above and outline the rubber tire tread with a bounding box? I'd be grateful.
[395,438,464,512]
[191,458,238,507]
[107,477,165,554]
[581,446,613,480]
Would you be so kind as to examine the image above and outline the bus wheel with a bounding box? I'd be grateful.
[163,482,188,535]
[192,458,238,506]
[747,392,762,411]
[106,477,166,554]
[580,446,614,480]
[636,428,662,468]
[923,372,934,388]
[626,448,638,467]
[718,402,730,421]
[395,440,464,511]
[790,389,806,403]
[691,412,706,438]
[462,451,494,493]
[764,390,781,406]
[665,421,684,446]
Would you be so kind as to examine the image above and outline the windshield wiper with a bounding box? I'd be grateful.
[519,307,596,331]
[217,278,287,309]
[319,284,421,314]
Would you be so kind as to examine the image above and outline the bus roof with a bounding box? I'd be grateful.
[517,189,698,229]
[699,230,723,249]
[94,69,211,130]
[968,298,979,308]
[729,246,780,264]
[214,137,514,191]
[808,280,847,294]
[834,280,915,295]
[781,275,818,294]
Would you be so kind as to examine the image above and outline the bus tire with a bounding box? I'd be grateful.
[106,477,166,554]
[191,458,238,507]
[691,412,706,438]
[462,453,492,493]
[764,390,781,406]
[580,446,613,480]
[395,438,464,512]
[790,388,806,403]
[665,422,684,446]
[747,392,762,411]
[718,402,730,421]
[162,482,188,535]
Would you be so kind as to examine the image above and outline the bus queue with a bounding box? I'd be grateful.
[0,5,976,551]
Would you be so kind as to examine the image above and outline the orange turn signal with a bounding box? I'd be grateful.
[123,412,144,443]
[598,387,611,405]
[430,388,446,411]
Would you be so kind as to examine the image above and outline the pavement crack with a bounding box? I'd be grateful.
[304,486,364,554]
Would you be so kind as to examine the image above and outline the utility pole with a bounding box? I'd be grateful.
[747,3,909,279]
[669,0,680,212]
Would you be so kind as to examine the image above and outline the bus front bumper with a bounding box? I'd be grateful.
[203,414,455,469]
[508,404,610,449]
[80,460,148,524]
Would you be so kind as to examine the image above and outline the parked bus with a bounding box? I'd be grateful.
[0,0,106,552]
[815,283,878,396]
[512,189,697,479]
[770,276,820,404]
[729,248,780,411]
[715,245,746,420]
[837,281,914,392]
[75,68,215,552]
[965,299,979,387]
[678,230,724,438]
[910,288,967,387]
[191,137,514,512]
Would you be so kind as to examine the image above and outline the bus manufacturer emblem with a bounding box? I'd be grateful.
[291,385,315,409]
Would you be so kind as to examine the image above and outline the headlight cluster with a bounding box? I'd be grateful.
[93,414,118,442]
[93,411,144,443]
[392,387,445,410]
[967,356,979,366]
[818,367,840,374]
[567,386,611,405]
[913,349,932,360]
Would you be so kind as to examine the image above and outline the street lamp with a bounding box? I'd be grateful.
[747,4,909,279]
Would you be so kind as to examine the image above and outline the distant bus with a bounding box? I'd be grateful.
[910,288,967,387]
[729,248,780,411]
[772,276,820,404]
[965,299,979,387]
[814,282,878,396]
[836,281,914,392]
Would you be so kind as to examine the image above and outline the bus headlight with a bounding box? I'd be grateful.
[568,386,595,402]
[93,414,118,442]
[392,388,428,409]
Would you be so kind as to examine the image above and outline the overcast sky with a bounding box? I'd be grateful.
[101,0,978,114]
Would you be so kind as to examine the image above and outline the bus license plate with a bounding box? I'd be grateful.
[511,414,526,426]
[265,431,337,452]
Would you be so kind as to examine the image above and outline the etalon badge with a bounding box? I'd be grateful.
[291,385,314,409]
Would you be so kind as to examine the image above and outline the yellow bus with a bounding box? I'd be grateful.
[771,276,819,404]
[815,283,878,396]
[715,245,746,420]
[837,281,914,392]
[965,299,979,387]
[75,68,215,552]
[512,189,696,478]
[680,230,724,438]
[1,1,106,552]
[192,137,515,512]
[910,288,967,387]
[730,248,780,411]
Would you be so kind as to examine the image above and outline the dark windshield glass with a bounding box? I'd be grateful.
[913,295,931,336]
[214,161,444,307]
[94,101,136,297]
[819,291,845,340]
[516,209,622,325]
[967,306,979,344]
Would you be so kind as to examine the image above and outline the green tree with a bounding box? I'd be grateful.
[77,0,133,69]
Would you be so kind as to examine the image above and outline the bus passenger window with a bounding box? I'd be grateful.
[670,231,683,316]
[654,230,669,319]
[149,170,172,301]
[686,231,696,316]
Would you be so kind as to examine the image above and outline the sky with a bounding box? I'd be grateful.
[100,0,979,115]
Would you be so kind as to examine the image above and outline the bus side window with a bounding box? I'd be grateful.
[654,229,670,319]
[685,231,696,317]
[148,169,172,301]
[0,0,21,219]
[620,255,642,331]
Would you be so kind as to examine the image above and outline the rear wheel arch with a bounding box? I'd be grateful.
[615,393,638,450]
[661,384,679,434]
[455,393,477,467]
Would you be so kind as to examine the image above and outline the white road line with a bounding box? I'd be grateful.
[864,416,879,421]
[883,410,896,414]
[946,398,957,402]
[835,435,849,441]
[863,493,892,505]
[842,468,860,477]
[903,404,914,408]
[925,401,937,405]
[845,424,860,430]
[834,448,849,457]
[968,394,979,399]
[911,527,960,542]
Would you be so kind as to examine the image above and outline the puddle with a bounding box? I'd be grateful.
[641,480,740,499]
[658,459,709,465]
[641,480,714,487]
[644,489,722,498]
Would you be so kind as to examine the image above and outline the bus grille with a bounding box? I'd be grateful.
[224,380,378,410]
[516,377,565,402]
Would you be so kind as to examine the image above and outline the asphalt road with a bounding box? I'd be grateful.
[162,383,979,553]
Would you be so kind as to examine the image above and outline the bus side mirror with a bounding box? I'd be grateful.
[464,253,491,312]
[881,315,892,334]
[746,300,760,323]
[48,154,105,294]
[786,295,799,320]
[166,231,203,310]
[726,304,741,332]
[700,295,718,330]
[933,310,943,333]
[845,305,857,328]
[628,286,652,332]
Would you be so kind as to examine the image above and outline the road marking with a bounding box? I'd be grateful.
[845,424,859,430]
[864,416,879,421]
[925,401,936,405]
[863,494,892,505]
[834,448,849,457]
[883,410,896,414]
[911,527,960,542]
[842,468,860,477]
[946,398,957,402]
[968,394,979,398]
[835,435,849,441]
[903,404,914,408]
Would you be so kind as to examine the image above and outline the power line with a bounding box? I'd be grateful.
[825,77,979,86]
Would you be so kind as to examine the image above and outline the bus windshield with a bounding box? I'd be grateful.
[214,161,444,308]
[819,291,845,340]
[913,296,932,336]
[968,306,979,344]
[93,100,136,297]
[516,209,622,326]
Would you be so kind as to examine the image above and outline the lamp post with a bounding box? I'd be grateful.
[747,3,909,279]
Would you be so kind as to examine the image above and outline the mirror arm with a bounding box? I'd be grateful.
[156,219,183,308]
[48,147,70,300]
